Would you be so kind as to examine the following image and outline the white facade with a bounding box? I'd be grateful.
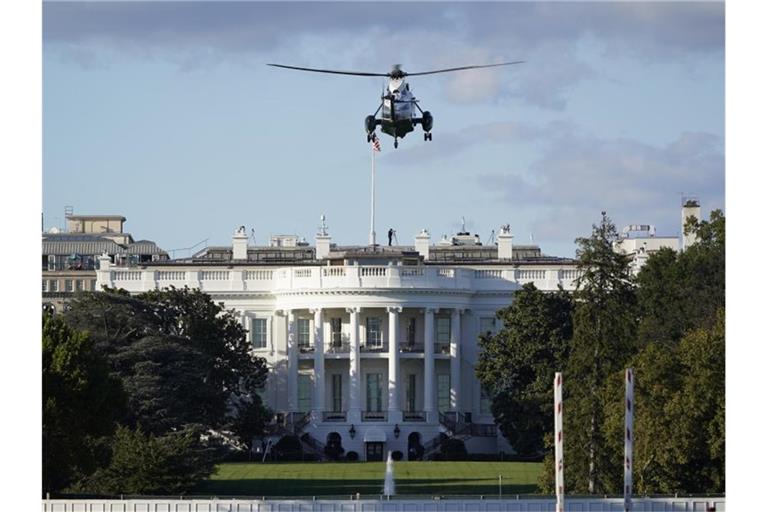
[96,228,580,461]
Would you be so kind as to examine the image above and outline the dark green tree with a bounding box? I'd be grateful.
[564,212,637,494]
[476,283,573,456]
[602,309,724,494]
[666,309,725,493]
[637,209,725,345]
[42,313,126,493]
[80,425,217,495]
[64,287,270,443]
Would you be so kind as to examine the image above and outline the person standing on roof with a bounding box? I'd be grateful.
[388,228,395,246]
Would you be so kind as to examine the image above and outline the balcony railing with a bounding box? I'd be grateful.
[362,411,388,422]
[360,343,387,353]
[327,342,350,354]
[322,411,347,422]
[403,411,426,422]
[101,263,578,294]
[298,345,315,353]
[399,342,424,353]
[470,423,497,437]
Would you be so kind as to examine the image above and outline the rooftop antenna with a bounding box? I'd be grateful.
[487,229,495,245]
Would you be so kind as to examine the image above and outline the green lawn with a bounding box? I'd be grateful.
[194,461,543,497]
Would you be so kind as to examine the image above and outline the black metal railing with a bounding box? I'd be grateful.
[299,432,326,458]
[360,343,387,353]
[322,411,347,422]
[470,423,497,437]
[399,342,424,353]
[403,411,426,422]
[362,411,388,422]
[327,342,350,354]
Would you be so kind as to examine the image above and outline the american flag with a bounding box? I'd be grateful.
[371,134,381,152]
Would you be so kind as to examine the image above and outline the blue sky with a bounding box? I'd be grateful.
[42,1,724,257]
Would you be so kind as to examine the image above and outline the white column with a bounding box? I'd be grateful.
[347,307,361,423]
[286,310,298,412]
[423,308,435,422]
[312,308,325,418]
[387,306,402,423]
[450,308,462,412]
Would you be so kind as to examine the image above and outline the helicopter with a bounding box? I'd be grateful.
[267,61,524,148]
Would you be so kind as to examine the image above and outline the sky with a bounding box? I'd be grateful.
[42,1,725,258]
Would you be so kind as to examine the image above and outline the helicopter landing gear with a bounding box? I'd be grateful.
[366,133,372,143]
[394,139,399,149]
[423,132,432,141]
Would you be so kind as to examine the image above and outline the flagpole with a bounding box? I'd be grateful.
[369,138,376,246]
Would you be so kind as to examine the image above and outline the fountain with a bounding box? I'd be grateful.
[383,451,396,497]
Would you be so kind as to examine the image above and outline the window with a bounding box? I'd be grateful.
[50,280,58,292]
[252,318,267,349]
[296,318,310,348]
[480,385,492,415]
[406,318,416,345]
[298,374,312,413]
[64,279,73,292]
[366,373,383,412]
[479,317,496,336]
[330,318,342,346]
[436,317,451,343]
[332,374,343,412]
[42,280,47,292]
[406,374,417,412]
[90,280,97,291]
[75,280,83,292]
[366,317,382,347]
[437,374,450,412]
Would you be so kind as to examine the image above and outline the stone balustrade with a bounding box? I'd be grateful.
[98,264,579,294]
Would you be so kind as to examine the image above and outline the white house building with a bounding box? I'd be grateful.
[95,221,581,462]
[613,197,702,273]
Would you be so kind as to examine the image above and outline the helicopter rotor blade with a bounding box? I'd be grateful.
[267,63,388,77]
[405,61,525,77]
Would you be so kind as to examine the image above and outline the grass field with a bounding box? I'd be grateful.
[194,461,543,497]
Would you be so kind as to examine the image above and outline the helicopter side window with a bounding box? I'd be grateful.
[382,102,393,120]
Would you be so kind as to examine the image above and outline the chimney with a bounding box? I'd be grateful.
[232,226,248,260]
[415,229,430,260]
[681,198,701,251]
[497,224,514,259]
[315,214,332,260]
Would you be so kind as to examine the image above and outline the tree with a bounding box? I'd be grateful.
[79,425,217,495]
[476,283,573,456]
[602,309,724,494]
[42,313,126,493]
[665,309,725,493]
[64,287,270,443]
[637,210,725,346]
[564,212,637,494]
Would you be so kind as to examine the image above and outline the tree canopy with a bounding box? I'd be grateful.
[481,209,725,495]
[44,286,271,495]
[63,286,270,437]
[43,313,126,493]
[476,283,573,456]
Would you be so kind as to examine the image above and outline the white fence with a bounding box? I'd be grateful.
[42,497,724,512]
